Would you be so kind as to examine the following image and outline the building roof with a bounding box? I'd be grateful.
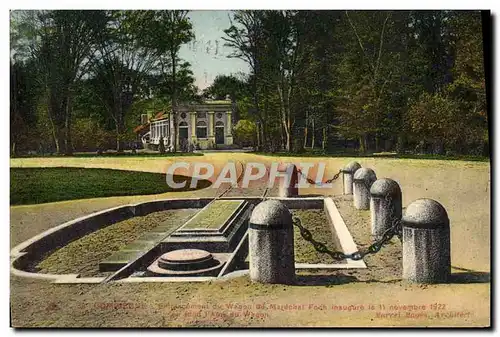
[133,123,149,134]
[133,100,234,134]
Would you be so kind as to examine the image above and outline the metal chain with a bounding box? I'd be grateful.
[296,168,342,186]
[385,194,403,240]
[292,194,402,261]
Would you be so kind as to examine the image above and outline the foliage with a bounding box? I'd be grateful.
[233,119,256,147]
[9,10,488,157]
[222,10,488,156]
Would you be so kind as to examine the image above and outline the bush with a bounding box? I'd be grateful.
[73,118,115,152]
[233,119,256,147]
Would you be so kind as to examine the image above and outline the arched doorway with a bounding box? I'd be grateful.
[179,121,189,151]
[215,121,225,145]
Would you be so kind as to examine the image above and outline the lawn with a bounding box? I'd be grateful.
[10,167,211,205]
[12,151,204,158]
[182,200,244,229]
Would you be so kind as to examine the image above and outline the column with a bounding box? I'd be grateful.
[190,111,196,144]
[169,111,175,150]
[225,111,233,145]
[208,111,215,148]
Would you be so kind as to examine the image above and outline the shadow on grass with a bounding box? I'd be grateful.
[298,194,328,198]
[295,268,490,286]
[295,274,358,286]
[252,151,489,162]
[449,266,490,284]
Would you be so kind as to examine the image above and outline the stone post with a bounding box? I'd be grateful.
[370,178,402,239]
[341,161,361,195]
[353,168,377,210]
[402,199,451,284]
[249,200,295,284]
[277,163,299,198]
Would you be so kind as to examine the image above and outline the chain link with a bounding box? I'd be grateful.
[292,193,402,261]
[296,168,342,186]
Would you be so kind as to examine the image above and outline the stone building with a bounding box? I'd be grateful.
[134,99,234,151]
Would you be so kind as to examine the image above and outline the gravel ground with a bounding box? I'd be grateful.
[292,209,343,264]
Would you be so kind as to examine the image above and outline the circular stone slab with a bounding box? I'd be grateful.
[157,249,219,271]
[162,249,213,264]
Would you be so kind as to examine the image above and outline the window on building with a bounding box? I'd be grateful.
[196,120,207,138]
[158,120,168,138]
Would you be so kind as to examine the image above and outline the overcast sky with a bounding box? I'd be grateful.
[179,10,250,90]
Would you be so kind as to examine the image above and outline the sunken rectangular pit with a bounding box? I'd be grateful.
[15,196,366,284]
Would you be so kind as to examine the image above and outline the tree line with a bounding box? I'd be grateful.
[10,10,196,155]
[214,10,488,156]
[10,10,488,156]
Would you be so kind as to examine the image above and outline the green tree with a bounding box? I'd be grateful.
[133,10,195,152]
[20,10,108,155]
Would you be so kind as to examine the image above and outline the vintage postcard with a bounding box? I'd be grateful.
[9,8,491,328]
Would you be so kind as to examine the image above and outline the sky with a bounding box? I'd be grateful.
[179,10,250,90]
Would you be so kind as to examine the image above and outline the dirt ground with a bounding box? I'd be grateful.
[10,153,490,327]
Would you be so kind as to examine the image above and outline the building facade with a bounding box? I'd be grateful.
[136,100,234,151]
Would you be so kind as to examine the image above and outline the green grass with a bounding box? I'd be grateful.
[12,152,204,159]
[183,200,243,229]
[10,167,211,205]
[253,150,489,162]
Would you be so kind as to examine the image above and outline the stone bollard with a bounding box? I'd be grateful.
[402,199,451,284]
[341,161,362,195]
[248,199,295,284]
[277,163,299,198]
[370,178,403,239]
[353,168,377,210]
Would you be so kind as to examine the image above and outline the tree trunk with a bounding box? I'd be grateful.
[171,51,178,152]
[303,111,308,148]
[311,118,315,149]
[64,94,73,156]
[322,127,327,150]
[116,124,124,152]
[256,122,260,150]
[396,134,405,154]
[53,126,66,155]
[285,126,291,152]
[359,135,366,153]
[48,90,67,155]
